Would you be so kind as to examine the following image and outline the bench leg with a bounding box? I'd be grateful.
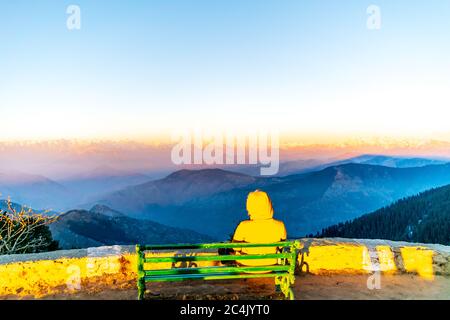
[137,278,145,300]
[288,287,294,300]
[280,278,294,300]
[275,276,294,300]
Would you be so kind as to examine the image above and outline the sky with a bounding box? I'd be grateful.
[1,0,450,144]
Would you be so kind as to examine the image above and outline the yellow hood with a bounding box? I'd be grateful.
[246,190,274,220]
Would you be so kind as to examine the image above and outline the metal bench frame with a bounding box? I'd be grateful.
[136,241,300,300]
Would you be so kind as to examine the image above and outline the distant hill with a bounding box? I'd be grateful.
[96,169,280,212]
[58,166,150,205]
[295,155,448,175]
[0,199,57,216]
[0,199,28,212]
[341,155,447,168]
[0,167,151,211]
[96,163,450,239]
[164,155,447,177]
[0,171,71,210]
[89,204,125,217]
[318,184,450,245]
[50,206,215,249]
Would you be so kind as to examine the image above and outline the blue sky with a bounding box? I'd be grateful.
[1,1,450,141]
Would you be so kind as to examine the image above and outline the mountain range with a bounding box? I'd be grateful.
[3,154,450,243]
[58,166,150,206]
[96,162,450,239]
[0,171,70,209]
[279,154,448,176]
[0,167,150,210]
[1,155,446,210]
[176,155,447,177]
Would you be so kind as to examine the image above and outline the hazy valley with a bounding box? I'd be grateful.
[2,154,450,247]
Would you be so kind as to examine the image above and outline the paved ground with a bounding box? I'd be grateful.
[5,273,449,300]
[296,274,450,300]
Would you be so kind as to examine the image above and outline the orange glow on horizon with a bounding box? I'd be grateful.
[3,132,450,149]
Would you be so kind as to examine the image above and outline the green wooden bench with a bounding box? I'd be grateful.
[136,241,300,300]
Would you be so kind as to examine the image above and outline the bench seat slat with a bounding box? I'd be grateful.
[144,253,290,263]
[145,265,290,276]
[144,271,290,282]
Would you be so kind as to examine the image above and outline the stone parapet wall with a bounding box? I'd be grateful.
[300,238,450,277]
[1,239,449,298]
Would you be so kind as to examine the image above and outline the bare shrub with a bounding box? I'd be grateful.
[0,199,59,255]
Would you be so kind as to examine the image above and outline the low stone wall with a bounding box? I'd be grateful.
[1,239,449,298]
[299,238,450,277]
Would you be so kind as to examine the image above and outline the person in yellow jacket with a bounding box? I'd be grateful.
[231,190,287,267]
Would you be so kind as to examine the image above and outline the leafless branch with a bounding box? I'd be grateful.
[0,198,59,255]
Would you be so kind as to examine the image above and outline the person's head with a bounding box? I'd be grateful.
[246,190,274,220]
